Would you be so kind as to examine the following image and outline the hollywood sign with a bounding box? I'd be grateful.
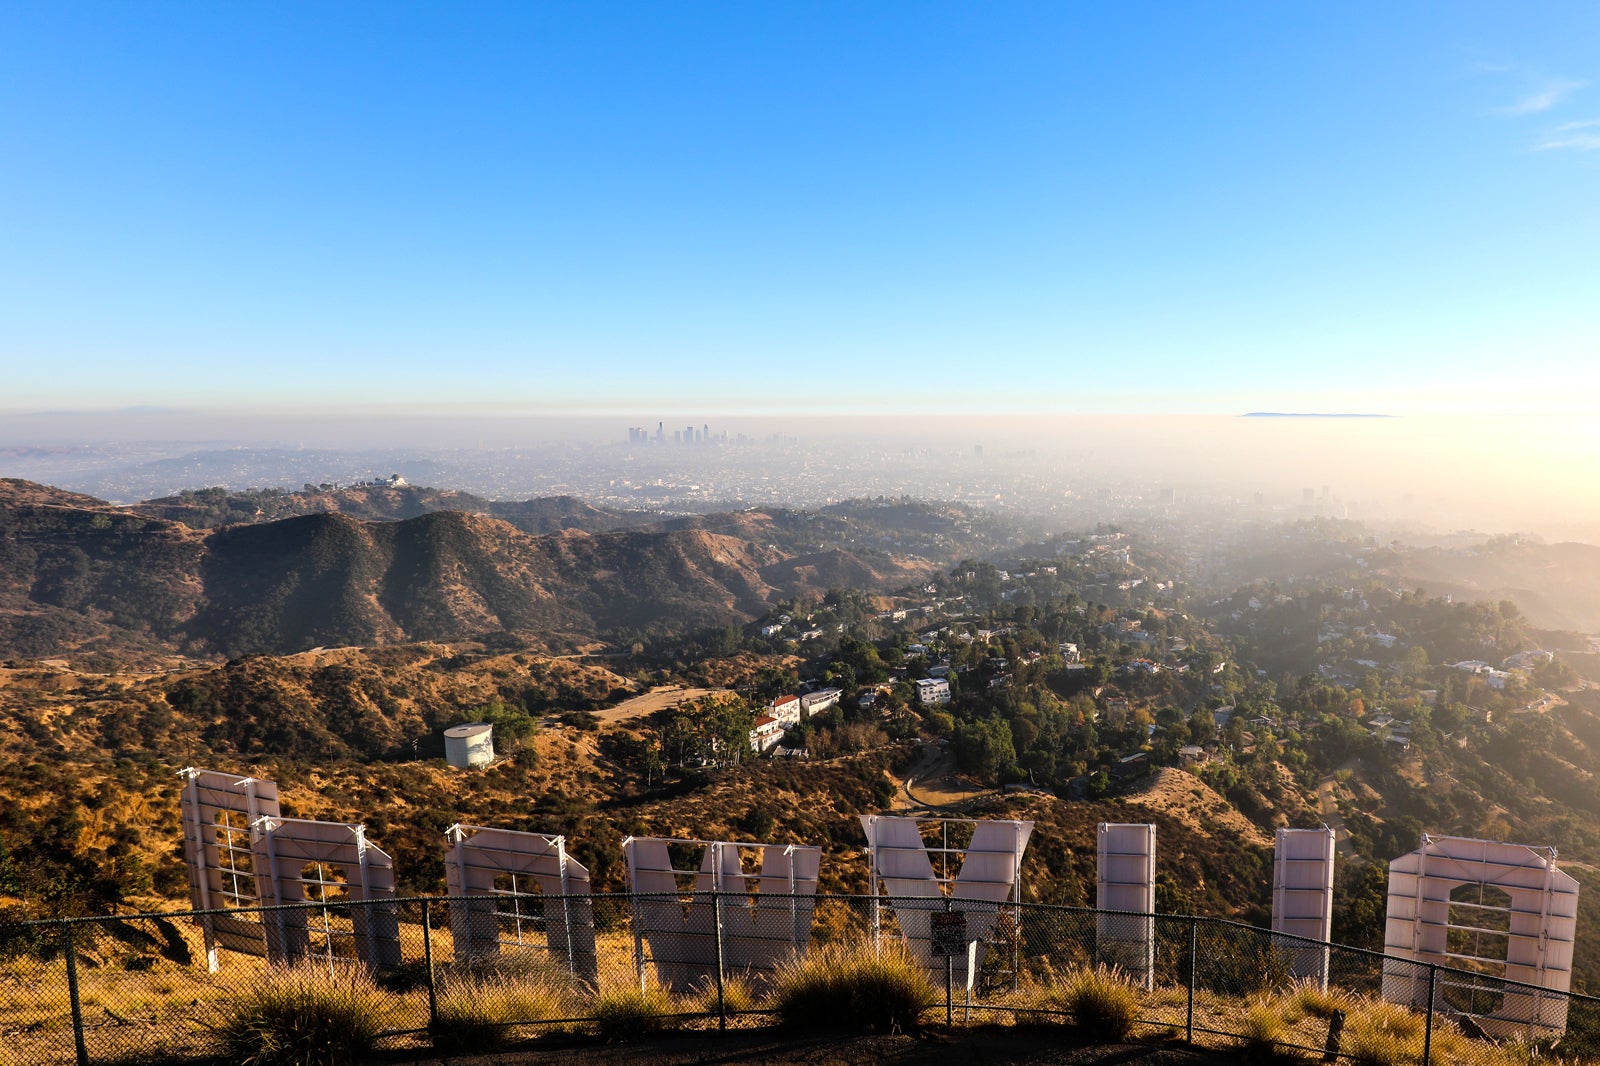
[859,814,1030,988]
[178,768,1578,1034]
[625,836,820,989]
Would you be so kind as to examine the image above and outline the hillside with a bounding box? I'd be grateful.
[1391,538,1600,632]
[11,483,1600,999]
[0,477,112,510]
[0,643,1279,930]
[126,487,1026,568]
[9,584,1600,991]
[131,483,655,536]
[0,481,934,660]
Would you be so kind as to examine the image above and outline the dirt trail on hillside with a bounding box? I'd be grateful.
[594,685,727,724]
[1317,757,1365,865]
[893,742,992,809]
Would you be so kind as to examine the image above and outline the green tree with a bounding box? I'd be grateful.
[953,718,1015,783]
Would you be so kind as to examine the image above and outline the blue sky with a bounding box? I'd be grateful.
[2,2,1598,416]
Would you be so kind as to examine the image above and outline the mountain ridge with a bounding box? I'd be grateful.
[0,479,933,660]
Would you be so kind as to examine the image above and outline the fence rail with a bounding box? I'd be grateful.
[3,893,1599,1065]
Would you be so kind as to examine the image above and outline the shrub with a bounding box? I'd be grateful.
[559,710,600,732]
[1234,994,1299,1062]
[1344,1000,1426,1066]
[693,973,756,1016]
[430,964,579,1052]
[769,944,936,1033]
[1055,966,1141,1042]
[371,959,431,993]
[209,964,389,1066]
[1340,1000,1479,1066]
[1286,979,1351,1021]
[1424,1020,1476,1066]
[591,985,675,1041]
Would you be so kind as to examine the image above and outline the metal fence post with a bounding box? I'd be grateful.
[421,897,438,1030]
[1423,963,1437,1066]
[62,922,89,1066]
[1186,916,1197,1044]
[944,897,954,1027]
[711,891,727,1032]
[631,893,647,991]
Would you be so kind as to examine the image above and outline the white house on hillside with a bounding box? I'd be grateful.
[800,688,842,715]
[749,714,785,753]
[769,694,803,728]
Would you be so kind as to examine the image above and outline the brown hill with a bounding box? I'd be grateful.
[0,642,1276,926]
[130,484,652,535]
[761,548,933,598]
[0,478,112,510]
[0,481,919,660]
[0,485,208,659]
[1122,768,1274,850]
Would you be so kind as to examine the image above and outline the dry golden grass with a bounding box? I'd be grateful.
[0,954,253,1063]
[1284,977,1353,1020]
[0,926,1578,1066]
[430,964,580,1051]
[767,943,936,1033]
[691,972,757,1016]
[1052,966,1143,1042]
[1342,1000,1427,1066]
[208,962,393,1066]
[590,984,677,1041]
[1229,992,1307,1062]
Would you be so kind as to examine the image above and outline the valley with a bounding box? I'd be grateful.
[5,478,1600,994]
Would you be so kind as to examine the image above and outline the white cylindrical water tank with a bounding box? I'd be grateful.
[444,723,495,769]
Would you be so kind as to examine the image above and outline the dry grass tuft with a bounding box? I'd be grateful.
[591,985,676,1042]
[429,960,581,1052]
[1286,978,1352,1021]
[768,944,936,1033]
[1054,966,1142,1042]
[207,963,390,1066]
[1232,992,1307,1062]
[1344,1000,1427,1066]
[692,973,757,1016]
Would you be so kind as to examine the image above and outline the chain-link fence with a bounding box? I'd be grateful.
[5,895,1600,1064]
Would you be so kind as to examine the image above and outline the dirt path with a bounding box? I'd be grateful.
[893,741,992,810]
[381,1029,1227,1066]
[1317,758,1364,866]
[893,742,945,809]
[593,685,727,725]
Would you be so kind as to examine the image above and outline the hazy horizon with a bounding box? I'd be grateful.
[3,4,1597,541]
[5,409,1599,544]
